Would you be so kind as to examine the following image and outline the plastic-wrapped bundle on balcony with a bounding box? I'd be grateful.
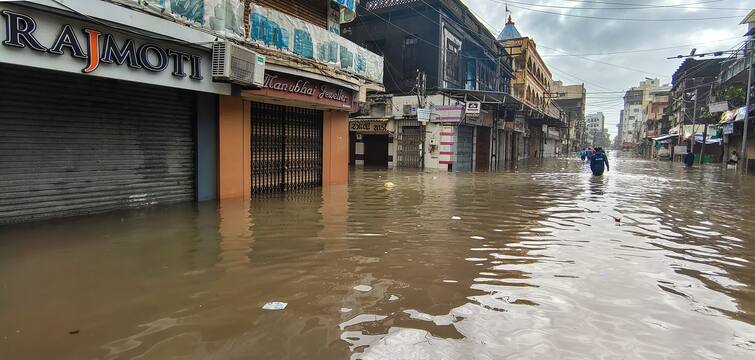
[247,4,384,83]
[142,0,244,40]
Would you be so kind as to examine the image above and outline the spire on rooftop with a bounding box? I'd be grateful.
[498,13,521,41]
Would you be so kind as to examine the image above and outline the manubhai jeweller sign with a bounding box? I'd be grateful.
[244,71,356,111]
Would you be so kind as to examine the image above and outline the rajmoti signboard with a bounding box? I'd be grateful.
[243,71,356,111]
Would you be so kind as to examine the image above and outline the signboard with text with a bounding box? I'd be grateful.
[0,4,230,94]
[244,71,356,111]
[430,105,464,123]
[349,121,389,133]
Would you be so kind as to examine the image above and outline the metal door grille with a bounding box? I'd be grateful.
[397,125,423,168]
[251,103,322,194]
[455,126,474,171]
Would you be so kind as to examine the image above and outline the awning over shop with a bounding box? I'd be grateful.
[652,134,678,142]
[440,88,564,127]
[694,135,722,144]
[719,106,750,124]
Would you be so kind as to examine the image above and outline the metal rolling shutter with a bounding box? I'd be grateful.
[0,65,196,224]
[256,0,328,28]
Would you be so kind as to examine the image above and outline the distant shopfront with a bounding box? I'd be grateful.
[349,119,393,168]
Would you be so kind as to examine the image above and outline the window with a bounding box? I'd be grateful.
[465,60,476,90]
[445,40,460,82]
[403,36,418,79]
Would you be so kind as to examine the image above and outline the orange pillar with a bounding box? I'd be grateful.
[322,110,349,186]
[218,96,252,199]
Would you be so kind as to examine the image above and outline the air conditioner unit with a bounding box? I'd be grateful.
[403,104,417,116]
[212,41,265,87]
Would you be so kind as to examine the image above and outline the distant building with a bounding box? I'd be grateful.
[586,112,605,146]
[620,78,666,148]
[499,14,564,158]
[552,81,587,153]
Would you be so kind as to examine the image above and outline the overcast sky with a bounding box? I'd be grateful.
[462,0,753,137]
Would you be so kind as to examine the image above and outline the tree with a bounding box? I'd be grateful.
[723,85,746,107]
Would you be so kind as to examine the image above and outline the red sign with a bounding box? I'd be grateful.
[243,71,355,111]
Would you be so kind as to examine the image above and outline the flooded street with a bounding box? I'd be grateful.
[2,154,755,359]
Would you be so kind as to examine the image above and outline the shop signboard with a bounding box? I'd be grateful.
[349,120,388,133]
[430,105,464,123]
[723,122,734,135]
[465,101,481,115]
[0,5,230,94]
[514,117,526,133]
[708,101,729,113]
[243,71,355,111]
[417,108,431,122]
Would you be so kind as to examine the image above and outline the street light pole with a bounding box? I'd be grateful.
[740,42,753,174]
[690,88,698,154]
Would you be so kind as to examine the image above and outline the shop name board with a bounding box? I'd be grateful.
[349,121,388,133]
[1,10,203,79]
[263,73,350,104]
[430,105,464,123]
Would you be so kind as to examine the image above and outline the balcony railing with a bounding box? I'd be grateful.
[109,0,384,83]
[720,39,754,84]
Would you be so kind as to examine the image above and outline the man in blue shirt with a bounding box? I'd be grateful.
[590,147,610,176]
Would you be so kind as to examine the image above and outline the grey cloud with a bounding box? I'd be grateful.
[465,0,752,134]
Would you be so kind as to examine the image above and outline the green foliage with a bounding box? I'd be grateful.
[723,85,746,107]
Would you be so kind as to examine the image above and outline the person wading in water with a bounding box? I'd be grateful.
[590,147,610,176]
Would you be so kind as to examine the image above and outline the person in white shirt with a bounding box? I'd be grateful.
[727,150,739,165]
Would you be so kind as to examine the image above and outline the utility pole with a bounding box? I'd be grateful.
[699,85,713,165]
[741,40,753,174]
[690,88,698,155]
[416,70,427,170]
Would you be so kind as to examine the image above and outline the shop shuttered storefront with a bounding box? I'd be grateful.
[0,65,196,223]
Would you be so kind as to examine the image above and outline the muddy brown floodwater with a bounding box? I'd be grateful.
[1,154,755,359]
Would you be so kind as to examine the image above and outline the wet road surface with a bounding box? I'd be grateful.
[1,153,755,359]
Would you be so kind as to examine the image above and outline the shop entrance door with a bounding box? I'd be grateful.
[475,127,491,171]
[397,126,423,168]
[455,126,474,171]
[251,103,323,194]
[363,134,389,168]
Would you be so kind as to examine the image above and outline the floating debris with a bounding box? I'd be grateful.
[451,216,462,220]
[443,280,458,283]
[384,182,395,188]
[353,285,372,292]
[68,330,80,335]
[388,295,399,301]
[262,302,288,310]
[340,308,352,313]
[470,236,485,240]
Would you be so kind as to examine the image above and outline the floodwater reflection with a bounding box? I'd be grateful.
[1,155,754,359]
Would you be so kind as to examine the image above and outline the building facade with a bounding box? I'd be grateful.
[718,12,755,170]
[0,0,383,223]
[498,14,564,159]
[586,112,605,141]
[552,81,587,153]
[344,0,564,171]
